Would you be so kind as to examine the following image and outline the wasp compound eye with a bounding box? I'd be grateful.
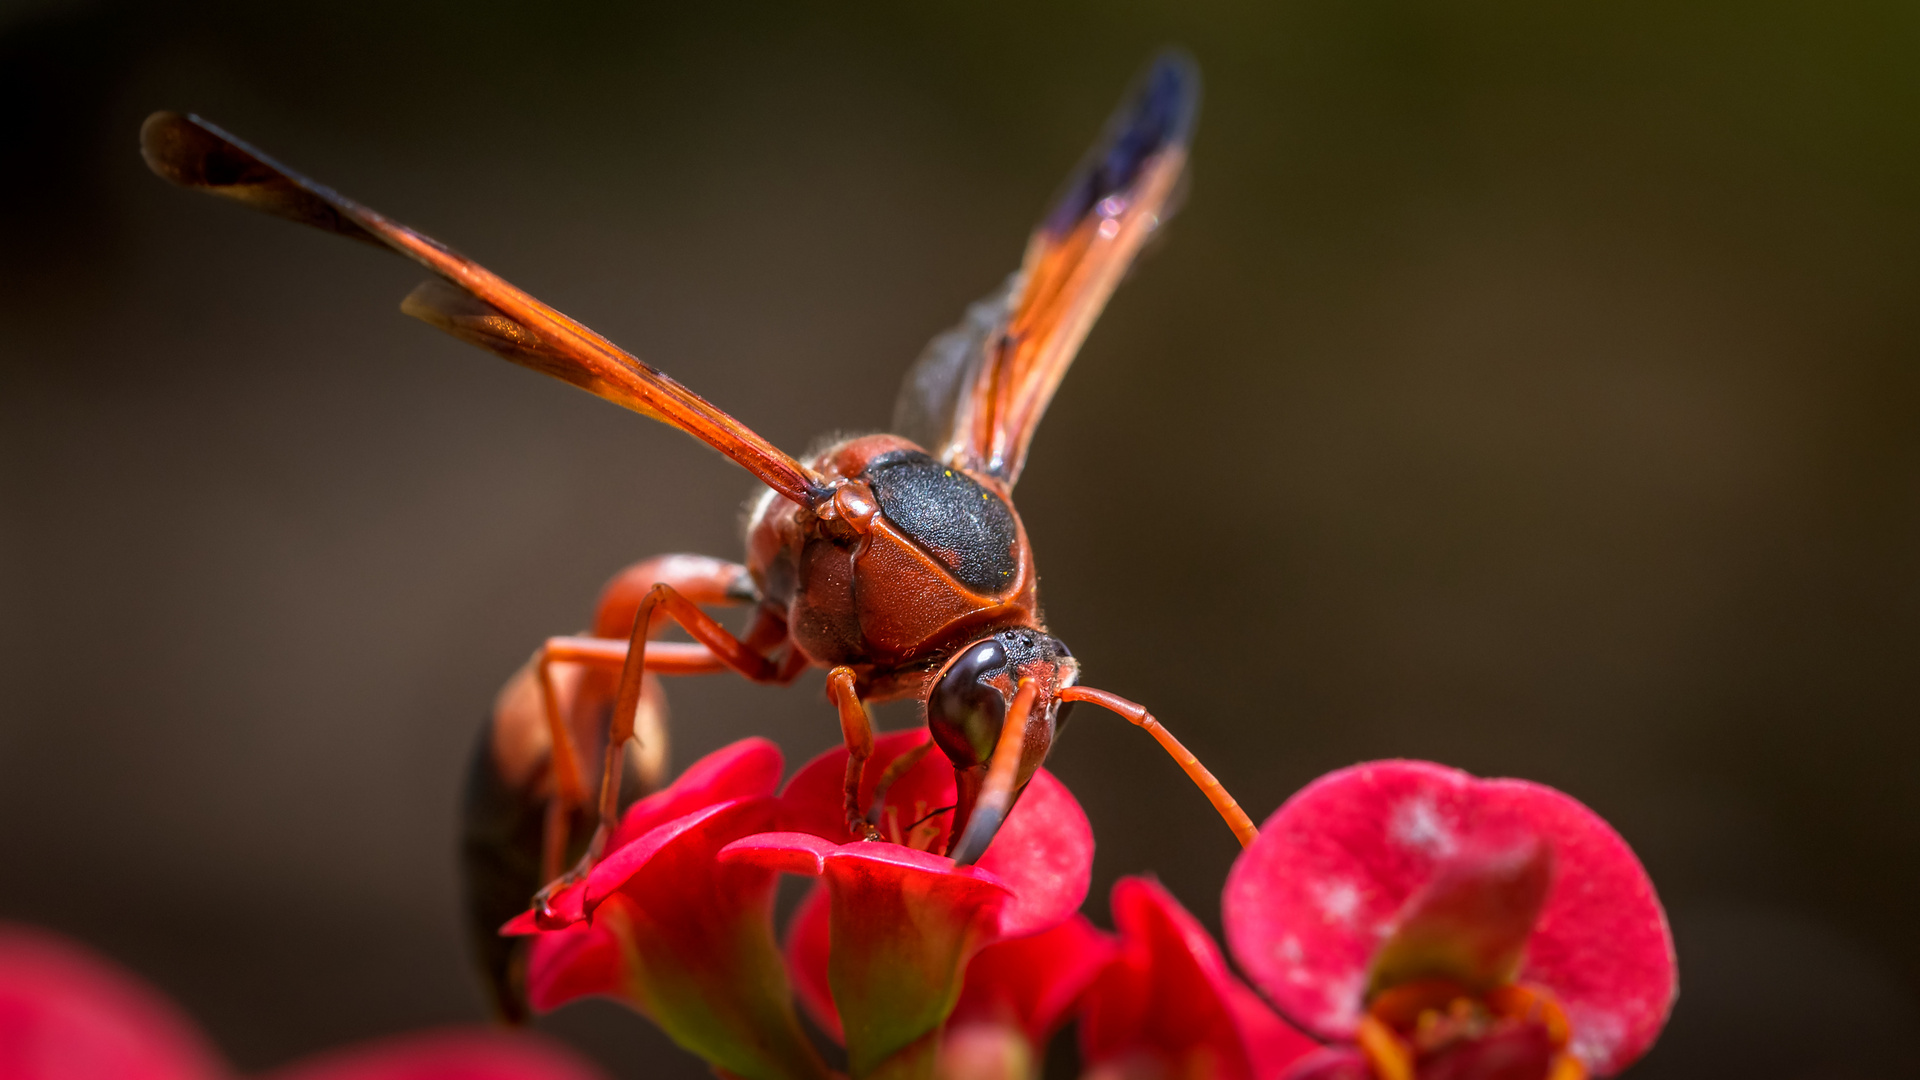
[928,638,1010,769]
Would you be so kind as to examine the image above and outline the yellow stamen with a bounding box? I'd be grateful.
[1356,1014,1415,1080]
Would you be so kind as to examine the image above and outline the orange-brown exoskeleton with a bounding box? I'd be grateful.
[143,52,1256,1013]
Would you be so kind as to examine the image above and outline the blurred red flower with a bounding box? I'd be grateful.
[1078,877,1318,1080]
[1222,761,1677,1080]
[0,923,602,1080]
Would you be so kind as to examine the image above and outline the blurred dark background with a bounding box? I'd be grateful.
[2,2,1916,1077]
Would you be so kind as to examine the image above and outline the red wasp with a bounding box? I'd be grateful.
[143,51,1253,990]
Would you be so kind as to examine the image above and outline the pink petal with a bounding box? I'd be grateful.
[261,1029,606,1080]
[1081,879,1317,1080]
[1222,760,1676,1076]
[0,924,226,1080]
[1477,777,1676,1075]
[779,730,1093,937]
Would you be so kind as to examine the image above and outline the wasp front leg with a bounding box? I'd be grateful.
[826,667,884,841]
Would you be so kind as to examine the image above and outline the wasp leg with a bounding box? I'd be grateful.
[865,740,934,830]
[534,580,794,908]
[528,555,786,885]
[826,668,884,841]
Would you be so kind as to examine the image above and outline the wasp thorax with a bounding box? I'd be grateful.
[926,629,1076,771]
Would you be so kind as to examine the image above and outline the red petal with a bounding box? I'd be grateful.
[719,831,838,877]
[529,880,589,932]
[1081,879,1317,1080]
[261,1029,606,1080]
[782,885,842,1043]
[1415,1020,1555,1080]
[499,909,542,937]
[780,730,1093,937]
[726,834,1014,1078]
[783,892,1113,1053]
[605,737,784,851]
[935,1024,1034,1080]
[510,738,788,934]
[524,915,627,1013]
[0,923,226,1080]
[780,731,949,845]
[526,799,830,1080]
[1278,1047,1372,1080]
[1222,761,1675,1076]
[949,915,1117,1045]
[822,848,1010,1078]
[584,799,765,915]
[971,769,1094,939]
[1365,835,1552,996]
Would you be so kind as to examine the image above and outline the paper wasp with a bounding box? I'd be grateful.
[144,51,1255,1015]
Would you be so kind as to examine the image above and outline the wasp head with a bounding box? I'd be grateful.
[925,627,1079,863]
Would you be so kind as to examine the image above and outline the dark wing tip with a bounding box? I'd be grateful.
[1041,49,1201,239]
[140,111,271,190]
[139,110,383,247]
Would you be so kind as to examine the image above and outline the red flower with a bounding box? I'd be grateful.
[505,738,830,1080]
[722,729,1095,1079]
[1222,761,1677,1080]
[1078,877,1319,1080]
[784,900,1116,1079]
[0,923,601,1080]
[947,914,1117,1051]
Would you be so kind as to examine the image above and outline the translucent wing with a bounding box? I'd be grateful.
[892,51,1198,486]
[141,111,825,507]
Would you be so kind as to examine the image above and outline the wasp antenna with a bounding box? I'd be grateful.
[1060,685,1258,848]
[949,678,1041,865]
